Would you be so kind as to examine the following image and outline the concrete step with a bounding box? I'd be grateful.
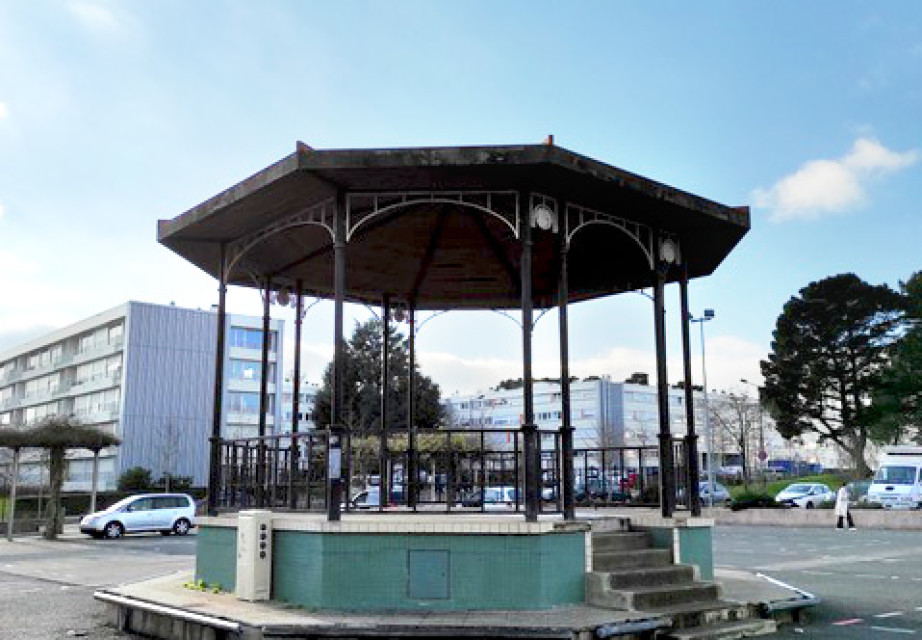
[592,531,652,553]
[597,564,697,590]
[646,600,753,630]
[593,548,673,571]
[588,581,720,611]
[658,618,777,639]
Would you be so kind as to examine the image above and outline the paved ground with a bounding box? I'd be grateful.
[0,529,195,640]
[715,524,922,638]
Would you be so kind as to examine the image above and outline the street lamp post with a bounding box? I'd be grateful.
[691,309,715,506]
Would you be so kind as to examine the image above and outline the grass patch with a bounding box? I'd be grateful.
[728,474,846,499]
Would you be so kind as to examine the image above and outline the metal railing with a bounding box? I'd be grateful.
[213,429,697,514]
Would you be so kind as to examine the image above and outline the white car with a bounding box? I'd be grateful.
[80,493,196,539]
[774,483,834,509]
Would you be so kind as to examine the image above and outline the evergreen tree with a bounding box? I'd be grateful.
[869,271,922,445]
[313,318,444,433]
[760,274,903,475]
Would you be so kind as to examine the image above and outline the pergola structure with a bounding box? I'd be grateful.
[158,140,749,522]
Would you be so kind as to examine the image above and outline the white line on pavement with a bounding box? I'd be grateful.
[870,626,916,634]
[875,612,905,618]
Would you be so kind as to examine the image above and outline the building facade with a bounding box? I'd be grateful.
[0,302,284,491]
[443,377,793,472]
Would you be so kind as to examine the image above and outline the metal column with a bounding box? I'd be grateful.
[557,211,575,520]
[653,250,675,518]
[407,305,417,510]
[379,295,390,511]
[289,282,303,510]
[257,278,272,507]
[521,197,538,522]
[207,245,227,516]
[679,266,701,516]
[328,193,346,521]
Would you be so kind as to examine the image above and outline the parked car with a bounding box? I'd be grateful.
[79,493,196,539]
[460,486,520,509]
[698,481,732,506]
[774,483,834,509]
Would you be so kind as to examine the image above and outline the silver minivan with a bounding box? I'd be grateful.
[79,493,196,539]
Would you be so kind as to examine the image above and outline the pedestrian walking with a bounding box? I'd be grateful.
[835,485,856,530]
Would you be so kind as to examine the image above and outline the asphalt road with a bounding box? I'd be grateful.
[3,524,921,639]
[715,524,922,638]
[0,531,195,640]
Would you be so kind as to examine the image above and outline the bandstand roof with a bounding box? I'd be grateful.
[158,142,749,309]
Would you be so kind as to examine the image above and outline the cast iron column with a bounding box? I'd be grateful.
[257,278,272,507]
[328,193,346,521]
[680,265,701,516]
[289,282,303,509]
[379,295,390,511]
[653,248,675,517]
[207,245,227,516]
[521,198,538,522]
[557,212,575,520]
[407,305,417,509]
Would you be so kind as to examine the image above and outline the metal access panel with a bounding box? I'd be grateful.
[236,510,273,601]
[407,550,450,599]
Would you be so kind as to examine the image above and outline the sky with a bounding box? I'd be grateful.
[0,2,920,400]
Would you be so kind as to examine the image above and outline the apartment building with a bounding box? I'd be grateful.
[443,377,791,470]
[0,302,284,490]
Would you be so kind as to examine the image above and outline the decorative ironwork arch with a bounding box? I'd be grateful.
[346,191,519,241]
[565,203,655,269]
[225,198,336,278]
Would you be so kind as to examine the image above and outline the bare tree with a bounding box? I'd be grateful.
[708,392,760,485]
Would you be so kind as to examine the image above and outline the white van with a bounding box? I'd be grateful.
[867,446,922,509]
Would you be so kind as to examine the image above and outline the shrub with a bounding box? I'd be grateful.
[730,490,787,511]
[118,467,153,492]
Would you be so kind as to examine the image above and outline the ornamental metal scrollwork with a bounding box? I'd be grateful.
[225,198,336,276]
[565,203,655,269]
[346,191,519,241]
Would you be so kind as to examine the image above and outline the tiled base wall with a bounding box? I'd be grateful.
[196,524,586,611]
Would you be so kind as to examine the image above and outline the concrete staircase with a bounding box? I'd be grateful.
[586,528,776,639]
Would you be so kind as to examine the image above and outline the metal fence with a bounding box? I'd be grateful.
[215,428,694,514]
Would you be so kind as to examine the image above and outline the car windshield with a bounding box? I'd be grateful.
[781,484,812,496]
[873,466,918,485]
[105,496,141,512]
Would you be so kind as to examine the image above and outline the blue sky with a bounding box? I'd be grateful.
[0,2,920,396]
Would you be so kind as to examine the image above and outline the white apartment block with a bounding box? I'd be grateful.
[0,302,284,490]
[443,377,793,470]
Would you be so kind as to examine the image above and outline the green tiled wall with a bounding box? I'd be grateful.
[195,525,237,591]
[678,526,714,580]
[197,525,585,611]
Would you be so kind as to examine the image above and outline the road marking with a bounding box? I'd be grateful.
[801,570,834,575]
[832,619,864,626]
[915,606,922,611]
[854,573,887,579]
[876,612,905,618]
[870,626,916,634]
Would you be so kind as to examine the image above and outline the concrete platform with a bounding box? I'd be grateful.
[97,571,673,639]
[94,559,815,639]
[93,511,819,638]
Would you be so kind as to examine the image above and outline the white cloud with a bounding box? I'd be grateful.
[67,2,121,33]
[752,138,920,222]
[0,102,8,120]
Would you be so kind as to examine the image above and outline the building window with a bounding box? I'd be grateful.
[228,391,274,415]
[228,359,276,382]
[229,327,278,352]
